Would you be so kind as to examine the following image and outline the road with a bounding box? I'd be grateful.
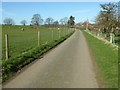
[3,30,99,88]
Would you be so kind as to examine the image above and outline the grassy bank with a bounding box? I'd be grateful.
[83,30,118,88]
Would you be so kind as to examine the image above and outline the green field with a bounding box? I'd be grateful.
[2,25,74,82]
[83,30,118,88]
[2,25,72,60]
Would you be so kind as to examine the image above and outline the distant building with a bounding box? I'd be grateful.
[75,21,98,31]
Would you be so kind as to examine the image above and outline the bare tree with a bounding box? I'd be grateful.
[45,17,54,25]
[20,20,27,26]
[3,18,15,25]
[96,3,118,33]
[95,3,118,43]
[59,17,68,25]
[31,14,43,26]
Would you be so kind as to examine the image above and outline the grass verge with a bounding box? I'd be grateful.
[2,31,74,83]
[82,30,118,88]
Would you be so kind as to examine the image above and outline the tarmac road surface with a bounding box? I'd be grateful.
[3,30,99,88]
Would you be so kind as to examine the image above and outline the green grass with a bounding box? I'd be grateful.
[90,30,120,46]
[2,25,71,60]
[83,30,118,88]
[2,25,74,83]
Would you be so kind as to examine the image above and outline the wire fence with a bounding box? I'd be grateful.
[85,29,119,49]
[2,26,74,60]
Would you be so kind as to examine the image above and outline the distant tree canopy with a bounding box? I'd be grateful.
[31,14,43,26]
[68,16,75,28]
[95,3,118,33]
[2,14,76,28]
[45,17,54,25]
[3,18,15,25]
[59,17,68,25]
[53,21,59,26]
[20,20,27,26]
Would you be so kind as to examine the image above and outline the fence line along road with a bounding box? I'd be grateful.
[3,27,74,60]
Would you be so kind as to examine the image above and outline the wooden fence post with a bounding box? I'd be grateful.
[52,30,54,41]
[40,30,41,45]
[5,34,9,60]
[38,31,40,46]
[59,30,60,39]
[65,29,66,36]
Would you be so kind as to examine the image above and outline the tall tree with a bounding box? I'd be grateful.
[45,17,54,25]
[67,16,75,28]
[95,3,118,43]
[20,20,27,26]
[95,3,118,33]
[31,14,43,26]
[3,18,15,25]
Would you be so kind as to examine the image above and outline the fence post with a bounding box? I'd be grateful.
[38,31,40,46]
[52,30,54,41]
[59,30,60,39]
[86,19,88,31]
[40,30,41,45]
[65,29,66,36]
[5,34,9,60]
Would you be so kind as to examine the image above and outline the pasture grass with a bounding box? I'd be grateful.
[83,30,118,88]
[2,25,70,60]
[2,25,74,83]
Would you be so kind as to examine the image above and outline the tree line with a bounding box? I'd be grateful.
[3,14,75,28]
[94,2,120,43]
[95,2,119,34]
